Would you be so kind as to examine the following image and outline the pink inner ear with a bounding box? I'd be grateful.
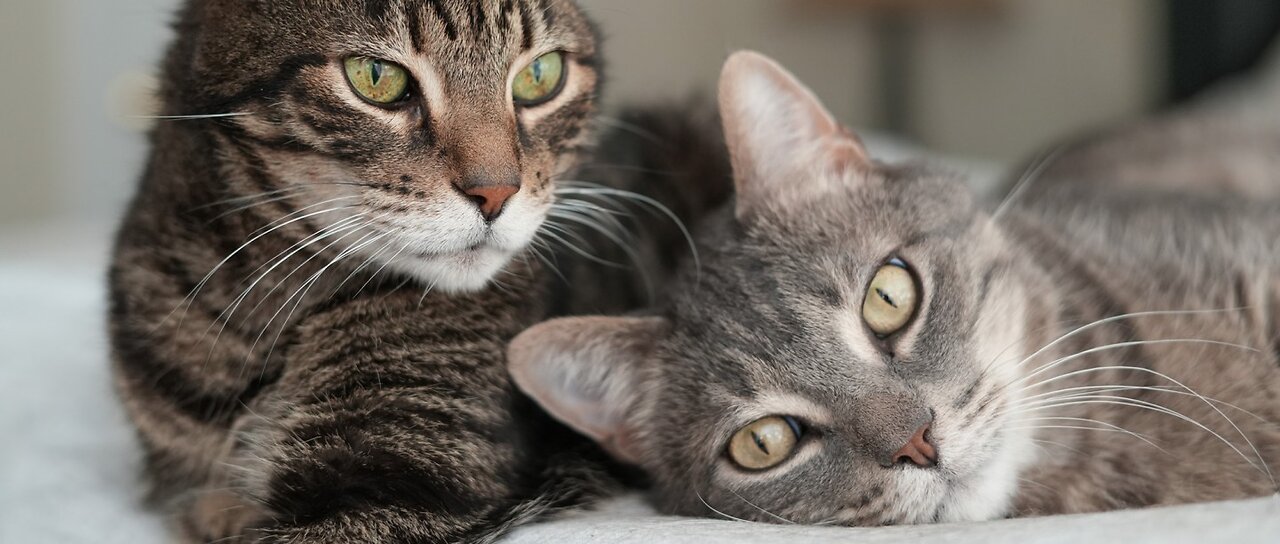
[718,51,872,214]
[507,316,667,467]
[827,137,871,173]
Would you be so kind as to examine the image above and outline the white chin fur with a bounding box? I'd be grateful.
[933,425,1036,523]
[388,247,516,294]
[368,194,546,294]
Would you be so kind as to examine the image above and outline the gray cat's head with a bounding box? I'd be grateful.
[510,52,1040,525]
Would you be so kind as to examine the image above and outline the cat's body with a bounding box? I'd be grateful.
[999,185,1280,514]
[1004,104,1280,513]
[108,1,725,542]
[511,52,1280,526]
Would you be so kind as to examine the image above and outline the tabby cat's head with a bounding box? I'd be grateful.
[170,0,599,292]
[510,53,1039,525]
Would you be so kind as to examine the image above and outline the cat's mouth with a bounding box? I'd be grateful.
[412,242,490,259]
[381,234,523,294]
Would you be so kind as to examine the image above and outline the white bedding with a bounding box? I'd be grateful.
[1,130,1277,542]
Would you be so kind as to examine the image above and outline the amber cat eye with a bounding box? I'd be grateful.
[344,57,412,105]
[862,258,919,337]
[728,416,803,471]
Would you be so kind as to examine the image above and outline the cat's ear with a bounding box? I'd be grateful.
[508,316,668,465]
[718,51,870,218]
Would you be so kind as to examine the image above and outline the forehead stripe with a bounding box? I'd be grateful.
[470,1,488,34]
[425,0,459,41]
[406,5,427,53]
[517,0,536,51]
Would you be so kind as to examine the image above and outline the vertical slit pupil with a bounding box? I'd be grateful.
[370,61,383,86]
[877,288,897,308]
[752,431,770,455]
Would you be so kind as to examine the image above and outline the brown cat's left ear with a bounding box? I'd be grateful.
[718,51,871,218]
[508,316,668,465]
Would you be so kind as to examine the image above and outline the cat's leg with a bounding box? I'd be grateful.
[178,489,267,544]
[205,290,602,543]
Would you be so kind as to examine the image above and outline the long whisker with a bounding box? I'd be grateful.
[1011,308,1248,372]
[329,234,398,298]
[1011,416,1168,453]
[250,219,384,366]
[166,203,360,331]
[556,183,701,278]
[189,186,313,212]
[1009,391,1270,478]
[136,112,255,121]
[537,224,627,269]
[1016,338,1259,386]
[593,115,668,147]
[1015,384,1272,424]
[217,215,369,329]
[723,488,795,524]
[356,239,413,297]
[1010,424,1167,447]
[991,145,1064,222]
[203,215,368,361]
[261,225,389,364]
[695,491,748,523]
[1017,358,1275,484]
[527,242,570,286]
[547,209,655,301]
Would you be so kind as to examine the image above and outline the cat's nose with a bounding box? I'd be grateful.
[455,178,520,222]
[892,423,938,468]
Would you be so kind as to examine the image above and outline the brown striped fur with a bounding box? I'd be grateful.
[105,1,684,542]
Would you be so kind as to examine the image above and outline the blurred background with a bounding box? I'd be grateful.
[1,0,1278,232]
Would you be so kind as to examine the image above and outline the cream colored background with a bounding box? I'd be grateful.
[0,0,1164,228]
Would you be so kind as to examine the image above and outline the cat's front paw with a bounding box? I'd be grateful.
[179,490,268,544]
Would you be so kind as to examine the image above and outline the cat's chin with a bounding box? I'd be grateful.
[928,425,1036,523]
[387,245,517,294]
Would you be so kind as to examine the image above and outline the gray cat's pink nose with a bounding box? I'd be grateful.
[892,424,939,468]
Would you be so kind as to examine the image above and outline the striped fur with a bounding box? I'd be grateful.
[104,1,683,542]
[510,52,1280,527]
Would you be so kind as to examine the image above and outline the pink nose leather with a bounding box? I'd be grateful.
[893,424,939,468]
[461,184,519,221]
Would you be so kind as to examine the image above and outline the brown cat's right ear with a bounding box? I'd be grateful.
[508,316,668,465]
[719,51,871,219]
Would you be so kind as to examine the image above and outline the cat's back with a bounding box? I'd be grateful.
[1014,186,1280,278]
[1006,101,1280,306]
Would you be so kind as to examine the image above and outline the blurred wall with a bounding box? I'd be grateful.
[0,0,174,228]
[583,0,1165,160]
[0,1,62,224]
[0,0,1165,228]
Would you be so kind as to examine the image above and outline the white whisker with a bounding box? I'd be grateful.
[1011,416,1167,453]
[137,112,255,120]
[695,491,748,523]
[992,145,1064,222]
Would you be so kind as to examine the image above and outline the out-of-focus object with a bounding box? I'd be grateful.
[794,0,1005,14]
[106,70,160,133]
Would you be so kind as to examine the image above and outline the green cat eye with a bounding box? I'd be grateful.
[344,57,411,105]
[863,259,919,337]
[512,51,566,106]
[728,416,801,471]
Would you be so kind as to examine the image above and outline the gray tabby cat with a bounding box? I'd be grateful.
[509,51,1280,525]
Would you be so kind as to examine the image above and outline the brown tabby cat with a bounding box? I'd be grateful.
[107,1,725,542]
[511,52,1280,526]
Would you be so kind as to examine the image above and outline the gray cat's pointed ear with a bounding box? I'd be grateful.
[508,316,668,465]
[718,51,870,218]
